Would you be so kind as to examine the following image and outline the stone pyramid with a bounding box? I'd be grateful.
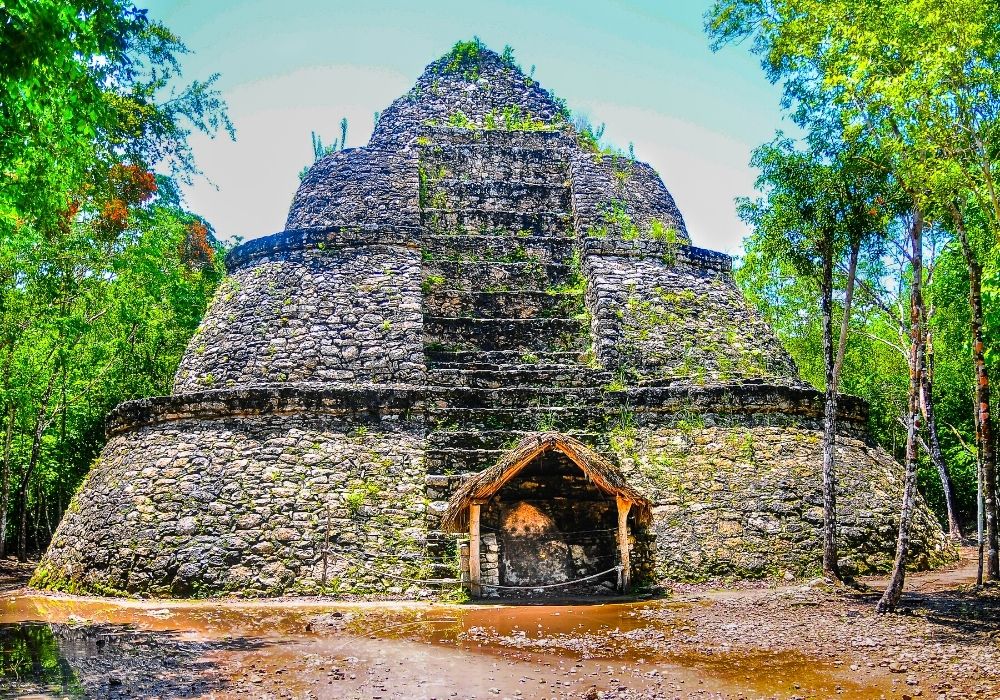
[35,42,954,597]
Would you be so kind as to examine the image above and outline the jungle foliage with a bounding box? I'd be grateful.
[708,0,1000,607]
[0,0,232,558]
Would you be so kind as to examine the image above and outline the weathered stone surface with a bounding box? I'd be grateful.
[287,148,420,230]
[35,45,957,599]
[173,243,424,392]
[368,53,566,151]
[614,425,955,581]
[585,254,801,385]
[34,414,431,597]
[571,151,689,243]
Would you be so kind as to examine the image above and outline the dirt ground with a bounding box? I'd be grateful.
[1,549,997,699]
[0,556,36,592]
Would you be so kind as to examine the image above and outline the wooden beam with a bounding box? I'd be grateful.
[476,444,548,500]
[469,503,481,598]
[616,496,632,593]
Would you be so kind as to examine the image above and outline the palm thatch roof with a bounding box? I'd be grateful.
[440,432,652,532]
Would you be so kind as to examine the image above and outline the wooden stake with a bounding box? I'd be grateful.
[617,496,632,592]
[469,503,481,597]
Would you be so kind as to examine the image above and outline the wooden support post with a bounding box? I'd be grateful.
[469,503,481,598]
[616,496,632,593]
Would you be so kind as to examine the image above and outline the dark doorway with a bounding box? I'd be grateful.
[481,450,619,596]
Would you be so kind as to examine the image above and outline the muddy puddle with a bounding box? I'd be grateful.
[1,593,900,699]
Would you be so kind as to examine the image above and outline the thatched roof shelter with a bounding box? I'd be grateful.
[440,431,652,532]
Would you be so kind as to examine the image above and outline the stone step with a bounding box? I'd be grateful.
[424,447,506,474]
[430,362,597,375]
[423,289,584,319]
[422,260,573,292]
[421,208,572,236]
[418,144,570,183]
[427,405,610,433]
[424,317,589,353]
[431,385,604,408]
[423,527,464,549]
[425,350,588,367]
[420,235,577,263]
[428,365,610,389]
[426,561,459,577]
[424,427,619,476]
[420,127,574,150]
[427,429,603,452]
[424,179,572,213]
[425,442,621,476]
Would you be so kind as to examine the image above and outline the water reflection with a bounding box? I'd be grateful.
[0,623,83,697]
[0,596,895,699]
[0,617,268,698]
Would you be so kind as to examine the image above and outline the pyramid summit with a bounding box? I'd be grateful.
[368,40,570,149]
[34,42,955,598]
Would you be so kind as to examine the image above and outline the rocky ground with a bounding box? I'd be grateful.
[646,579,1000,699]
[2,550,997,699]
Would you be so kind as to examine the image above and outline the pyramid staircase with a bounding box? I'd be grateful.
[416,129,616,569]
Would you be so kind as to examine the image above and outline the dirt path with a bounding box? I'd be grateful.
[0,556,36,592]
[1,551,996,699]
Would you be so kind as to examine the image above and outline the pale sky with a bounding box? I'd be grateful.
[143,0,790,255]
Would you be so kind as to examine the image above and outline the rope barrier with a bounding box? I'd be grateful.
[480,565,622,590]
[478,526,619,536]
[323,543,624,591]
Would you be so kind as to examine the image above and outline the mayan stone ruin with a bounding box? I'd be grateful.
[34,45,956,598]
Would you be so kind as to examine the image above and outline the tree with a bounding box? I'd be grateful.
[945,201,1000,576]
[0,1,232,557]
[707,0,1000,606]
[738,135,889,579]
[298,119,349,181]
[877,212,929,611]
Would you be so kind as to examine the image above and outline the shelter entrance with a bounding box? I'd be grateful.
[485,450,618,595]
[442,432,651,599]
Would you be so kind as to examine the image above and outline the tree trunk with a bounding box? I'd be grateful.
[0,343,15,559]
[0,405,13,558]
[42,478,53,542]
[920,335,962,540]
[878,211,925,614]
[953,205,999,577]
[16,376,56,561]
[833,241,860,383]
[30,476,40,553]
[979,452,986,586]
[821,243,840,579]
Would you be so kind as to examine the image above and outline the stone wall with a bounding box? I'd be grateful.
[33,380,955,596]
[173,242,424,393]
[225,227,421,272]
[286,148,420,230]
[34,411,433,598]
[571,152,690,243]
[584,251,801,384]
[613,425,955,582]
